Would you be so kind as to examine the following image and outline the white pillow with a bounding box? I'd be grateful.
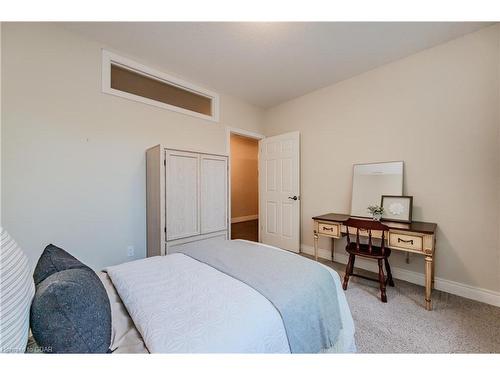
[0,227,35,353]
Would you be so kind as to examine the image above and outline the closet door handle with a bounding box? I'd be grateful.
[288,196,298,201]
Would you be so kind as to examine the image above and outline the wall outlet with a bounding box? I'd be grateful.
[127,246,135,257]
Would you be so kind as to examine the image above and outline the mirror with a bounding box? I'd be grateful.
[350,161,404,218]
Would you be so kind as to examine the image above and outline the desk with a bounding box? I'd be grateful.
[312,213,437,310]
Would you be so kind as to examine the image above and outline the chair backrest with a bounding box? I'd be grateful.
[344,218,390,254]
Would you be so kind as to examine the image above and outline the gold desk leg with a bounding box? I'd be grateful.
[431,237,436,289]
[313,231,319,261]
[425,255,433,311]
[431,255,435,289]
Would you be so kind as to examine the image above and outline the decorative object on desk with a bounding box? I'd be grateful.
[367,205,384,221]
[350,161,403,218]
[381,195,413,223]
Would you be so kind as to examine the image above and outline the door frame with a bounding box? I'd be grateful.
[225,127,265,241]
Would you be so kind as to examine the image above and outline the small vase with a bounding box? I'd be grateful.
[373,213,382,221]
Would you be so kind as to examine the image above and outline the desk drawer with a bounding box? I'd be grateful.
[389,233,423,252]
[318,222,340,237]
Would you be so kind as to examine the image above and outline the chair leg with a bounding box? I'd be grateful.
[378,259,387,302]
[342,254,355,290]
[384,258,395,287]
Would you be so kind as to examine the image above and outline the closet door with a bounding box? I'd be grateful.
[200,154,228,234]
[166,150,200,240]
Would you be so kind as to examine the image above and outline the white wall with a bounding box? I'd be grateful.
[264,25,500,294]
[1,23,264,269]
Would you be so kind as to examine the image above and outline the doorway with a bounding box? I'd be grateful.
[226,128,301,252]
[227,129,263,242]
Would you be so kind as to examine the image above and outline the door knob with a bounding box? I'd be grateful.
[288,196,298,201]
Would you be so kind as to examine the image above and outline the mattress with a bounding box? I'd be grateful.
[98,248,355,353]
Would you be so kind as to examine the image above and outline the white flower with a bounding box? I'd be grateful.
[389,202,405,216]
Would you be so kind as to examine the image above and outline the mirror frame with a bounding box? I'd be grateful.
[350,160,404,219]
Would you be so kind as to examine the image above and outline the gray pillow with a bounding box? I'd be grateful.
[30,268,112,353]
[33,244,90,285]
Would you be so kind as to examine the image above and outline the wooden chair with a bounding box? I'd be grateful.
[342,218,394,302]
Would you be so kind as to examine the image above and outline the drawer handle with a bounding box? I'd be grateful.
[322,226,334,231]
[398,238,414,245]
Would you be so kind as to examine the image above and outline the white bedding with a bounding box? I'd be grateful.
[105,242,355,353]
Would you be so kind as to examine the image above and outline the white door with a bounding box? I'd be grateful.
[200,154,228,234]
[259,132,300,252]
[166,150,200,240]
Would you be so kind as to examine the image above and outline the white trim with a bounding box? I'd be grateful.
[231,214,259,224]
[101,49,220,122]
[301,243,500,308]
[226,127,265,241]
[163,146,228,157]
[225,127,265,155]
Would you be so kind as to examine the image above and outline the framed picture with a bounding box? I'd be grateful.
[381,195,413,223]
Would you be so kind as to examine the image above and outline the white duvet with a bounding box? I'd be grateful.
[106,243,355,353]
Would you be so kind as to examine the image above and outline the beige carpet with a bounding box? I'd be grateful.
[306,255,500,353]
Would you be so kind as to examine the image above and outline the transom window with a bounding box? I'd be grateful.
[102,50,219,122]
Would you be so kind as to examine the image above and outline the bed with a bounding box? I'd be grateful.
[4,232,355,354]
[101,240,356,354]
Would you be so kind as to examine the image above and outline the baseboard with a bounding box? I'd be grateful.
[301,243,500,308]
[231,215,258,224]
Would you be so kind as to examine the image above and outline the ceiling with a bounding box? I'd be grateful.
[62,22,491,108]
